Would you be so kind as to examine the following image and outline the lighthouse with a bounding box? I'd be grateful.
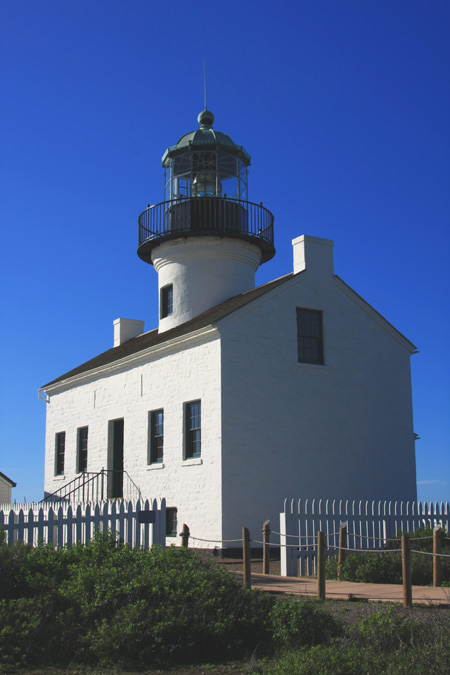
[137,109,275,332]
[41,107,417,545]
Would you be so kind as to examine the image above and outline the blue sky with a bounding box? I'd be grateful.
[0,0,449,504]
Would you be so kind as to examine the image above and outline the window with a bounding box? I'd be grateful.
[55,432,65,476]
[160,284,173,318]
[184,400,201,459]
[77,426,88,473]
[166,507,178,537]
[149,409,164,464]
[297,308,324,364]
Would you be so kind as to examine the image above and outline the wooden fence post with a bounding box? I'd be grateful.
[338,523,347,580]
[317,531,326,600]
[243,527,251,589]
[402,533,412,608]
[433,526,442,587]
[181,523,190,548]
[262,520,270,575]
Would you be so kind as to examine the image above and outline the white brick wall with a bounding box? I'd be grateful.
[219,270,416,541]
[44,330,223,547]
[43,236,417,548]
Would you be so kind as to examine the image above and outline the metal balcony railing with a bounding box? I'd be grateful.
[137,196,275,263]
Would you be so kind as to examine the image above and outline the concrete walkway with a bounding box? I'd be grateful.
[235,572,450,606]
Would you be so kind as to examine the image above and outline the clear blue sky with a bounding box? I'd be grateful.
[1,1,449,504]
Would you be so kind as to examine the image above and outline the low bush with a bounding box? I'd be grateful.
[0,532,274,668]
[270,599,340,651]
[265,641,450,675]
[265,608,450,675]
[326,549,402,584]
[326,526,450,585]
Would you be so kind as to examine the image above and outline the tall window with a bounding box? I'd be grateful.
[55,432,65,476]
[149,409,164,464]
[166,507,178,537]
[184,400,201,459]
[160,284,173,319]
[297,308,324,364]
[77,426,88,473]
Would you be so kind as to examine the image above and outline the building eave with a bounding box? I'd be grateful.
[41,326,220,396]
[0,471,16,487]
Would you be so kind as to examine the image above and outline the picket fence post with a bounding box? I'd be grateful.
[1,500,166,551]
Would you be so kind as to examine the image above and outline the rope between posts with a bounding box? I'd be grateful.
[271,531,322,541]
[410,549,450,558]
[252,539,310,549]
[347,534,400,542]
[327,545,403,553]
[188,535,242,544]
[251,538,315,549]
[273,530,402,543]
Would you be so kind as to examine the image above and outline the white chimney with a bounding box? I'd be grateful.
[113,318,145,347]
[292,235,334,277]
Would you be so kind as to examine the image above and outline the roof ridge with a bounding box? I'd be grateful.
[42,273,294,389]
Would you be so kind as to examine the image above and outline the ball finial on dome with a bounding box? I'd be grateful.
[198,109,214,128]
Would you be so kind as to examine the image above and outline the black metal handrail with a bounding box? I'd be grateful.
[137,196,275,263]
[41,469,142,504]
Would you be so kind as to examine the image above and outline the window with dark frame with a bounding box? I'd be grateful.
[160,284,173,319]
[55,432,66,476]
[77,427,88,473]
[296,308,324,365]
[184,400,201,459]
[149,409,164,464]
[166,507,178,537]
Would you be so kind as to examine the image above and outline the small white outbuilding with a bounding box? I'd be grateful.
[41,110,417,547]
[0,472,16,504]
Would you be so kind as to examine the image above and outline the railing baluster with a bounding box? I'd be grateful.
[138,197,274,260]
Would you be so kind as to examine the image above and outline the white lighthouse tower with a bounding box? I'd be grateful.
[137,109,275,332]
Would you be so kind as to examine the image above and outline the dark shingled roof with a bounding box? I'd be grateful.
[42,273,294,389]
[0,471,16,487]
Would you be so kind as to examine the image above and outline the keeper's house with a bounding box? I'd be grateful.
[40,110,417,546]
[0,472,16,504]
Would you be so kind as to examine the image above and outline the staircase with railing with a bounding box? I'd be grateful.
[41,469,142,504]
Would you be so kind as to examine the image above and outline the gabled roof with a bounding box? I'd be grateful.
[0,471,16,487]
[42,267,416,391]
[42,273,293,389]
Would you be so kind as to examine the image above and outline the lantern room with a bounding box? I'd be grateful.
[137,110,275,265]
[162,109,249,202]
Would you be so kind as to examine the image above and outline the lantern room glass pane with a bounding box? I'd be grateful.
[239,161,247,182]
[217,153,237,180]
[238,178,247,201]
[221,176,238,199]
[165,151,249,202]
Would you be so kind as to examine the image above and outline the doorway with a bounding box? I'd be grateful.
[108,418,124,498]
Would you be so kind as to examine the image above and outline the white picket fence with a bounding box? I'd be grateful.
[0,499,166,550]
[280,498,450,577]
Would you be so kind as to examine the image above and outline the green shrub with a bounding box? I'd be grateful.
[264,642,384,675]
[325,526,450,585]
[270,599,340,651]
[264,640,450,675]
[356,607,421,652]
[265,608,450,675]
[0,533,274,668]
[326,550,402,584]
[0,597,57,666]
